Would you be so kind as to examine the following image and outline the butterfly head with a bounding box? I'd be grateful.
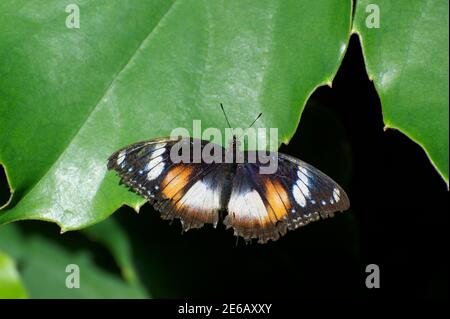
[220,103,261,153]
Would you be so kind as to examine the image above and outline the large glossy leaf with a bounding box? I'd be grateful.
[0,250,28,298]
[0,224,148,298]
[353,0,449,184]
[0,0,352,230]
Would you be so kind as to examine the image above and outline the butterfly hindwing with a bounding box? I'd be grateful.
[224,162,289,243]
[155,161,229,230]
[107,137,229,230]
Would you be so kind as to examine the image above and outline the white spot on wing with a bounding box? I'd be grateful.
[299,166,309,176]
[296,180,310,198]
[151,147,166,158]
[153,142,167,150]
[116,150,126,166]
[145,155,163,172]
[179,180,221,211]
[293,185,306,207]
[228,189,267,221]
[297,169,310,186]
[147,162,165,180]
[333,188,340,202]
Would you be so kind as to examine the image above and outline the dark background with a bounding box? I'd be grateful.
[1,34,448,299]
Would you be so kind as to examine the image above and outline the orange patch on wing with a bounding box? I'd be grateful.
[161,165,184,187]
[264,205,279,225]
[264,179,291,221]
[162,166,193,199]
[273,180,291,208]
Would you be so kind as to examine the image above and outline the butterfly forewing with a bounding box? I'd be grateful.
[276,153,349,224]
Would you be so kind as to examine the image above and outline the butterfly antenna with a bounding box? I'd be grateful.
[220,103,233,129]
[234,113,263,141]
[248,112,262,129]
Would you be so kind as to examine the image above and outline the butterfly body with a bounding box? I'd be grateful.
[107,136,350,243]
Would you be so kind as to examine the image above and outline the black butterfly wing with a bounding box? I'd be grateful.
[277,153,350,218]
[107,137,230,230]
[223,152,350,243]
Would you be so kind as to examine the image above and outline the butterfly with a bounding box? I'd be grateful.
[107,108,350,244]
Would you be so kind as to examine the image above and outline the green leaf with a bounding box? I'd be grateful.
[83,217,140,285]
[0,250,28,299]
[0,0,352,229]
[0,224,148,298]
[353,0,449,184]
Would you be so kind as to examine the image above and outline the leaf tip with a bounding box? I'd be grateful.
[59,224,69,234]
[383,124,449,188]
[0,163,14,210]
[133,203,142,214]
